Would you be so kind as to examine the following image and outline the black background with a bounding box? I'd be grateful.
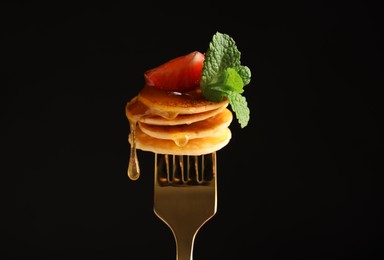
[1,2,383,259]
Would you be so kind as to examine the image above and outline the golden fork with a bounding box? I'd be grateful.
[154,152,217,260]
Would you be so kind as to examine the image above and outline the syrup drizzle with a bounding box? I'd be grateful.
[127,121,140,180]
[174,135,189,147]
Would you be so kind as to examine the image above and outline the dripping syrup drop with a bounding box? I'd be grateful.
[174,135,189,147]
[128,121,140,180]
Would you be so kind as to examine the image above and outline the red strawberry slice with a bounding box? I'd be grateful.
[144,51,205,92]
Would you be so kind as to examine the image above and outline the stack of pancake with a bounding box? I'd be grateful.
[125,85,232,155]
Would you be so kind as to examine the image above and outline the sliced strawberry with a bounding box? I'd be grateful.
[144,51,205,92]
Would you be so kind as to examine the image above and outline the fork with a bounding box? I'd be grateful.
[154,152,217,260]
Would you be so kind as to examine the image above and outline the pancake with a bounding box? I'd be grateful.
[131,127,232,156]
[137,85,229,116]
[139,108,233,142]
[126,96,228,126]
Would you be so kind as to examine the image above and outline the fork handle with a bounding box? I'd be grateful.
[174,230,197,260]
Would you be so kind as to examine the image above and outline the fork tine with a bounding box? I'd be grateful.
[186,154,216,184]
[155,153,216,186]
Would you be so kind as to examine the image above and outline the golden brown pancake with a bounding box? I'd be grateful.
[139,108,233,142]
[130,127,232,156]
[137,85,229,115]
[126,96,228,126]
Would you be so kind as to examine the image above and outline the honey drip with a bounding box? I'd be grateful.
[128,121,140,180]
[174,135,189,147]
[160,110,179,120]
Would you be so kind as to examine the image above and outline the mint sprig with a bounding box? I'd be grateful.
[200,32,251,128]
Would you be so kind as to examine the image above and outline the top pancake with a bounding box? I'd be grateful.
[138,85,229,115]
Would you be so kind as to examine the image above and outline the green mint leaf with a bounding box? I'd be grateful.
[237,65,251,86]
[220,68,244,93]
[201,32,241,87]
[200,32,251,128]
[227,92,250,129]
